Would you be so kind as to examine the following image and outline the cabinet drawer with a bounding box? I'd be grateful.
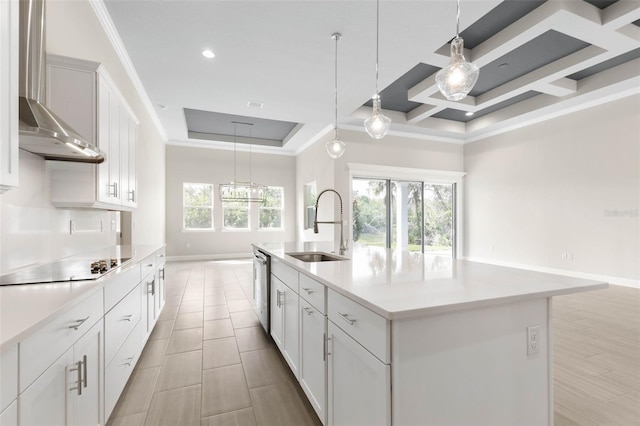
[105,284,141,367]
[328,290,390,364]
[105,320,142,419]
[104,263,141,312]
[271,259,298,292]
[20,289,103,392]
[0,345,17,413]
[140,253,156,281]
[299,273,326,314]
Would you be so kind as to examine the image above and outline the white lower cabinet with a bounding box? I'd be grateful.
[299,298,327,424]
[105,321,142,419]
[0,401,17,426]
[19,319,103,426]
[327,321,390,426]
[271,275,299,378]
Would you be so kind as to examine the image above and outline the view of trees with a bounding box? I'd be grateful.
[223,199,249,229]
[259,187,284,228]
[183,183,214,229]
[352,179,453,253]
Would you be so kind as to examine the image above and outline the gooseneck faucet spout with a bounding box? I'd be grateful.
[314,189,347,254]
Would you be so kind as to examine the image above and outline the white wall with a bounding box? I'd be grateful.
[165,145,296,258]
[0,0,166,273]
[464,94,640,285]
[296,129,465,246]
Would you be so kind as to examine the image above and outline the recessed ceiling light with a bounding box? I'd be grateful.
[498,63,509,69]
[158,104,168,110]
[202,49,215,59]
[247,100,264,109]
[465,111,474,116]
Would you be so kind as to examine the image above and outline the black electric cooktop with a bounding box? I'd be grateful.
[0,257,131,286]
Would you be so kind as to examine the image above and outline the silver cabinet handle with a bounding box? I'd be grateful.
[69,316,90,331]
[325,335,332,359]
[301,287,315,295]
[124,357,134,367]
[82,355,88,389]
[276,289,281,308]
[303,306,314,315]
[109,182,118,197]
[338,312,356,325]
[146,263,154,268]
[323,333,327,361]
[148,280,155,296]
[160,268,165,280]
[69,360,83,395]
[128,189,135,202]
[122,314,133,321]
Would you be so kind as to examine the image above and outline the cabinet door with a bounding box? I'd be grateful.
[0,401,17,426]
[299,298,326,424]
[19,348,73,426]
[146,275,157,333]
[119,108,130,207]
[0,0,18,193]
[270,276,284,349]
[156,263,165,315]
[97,79,112,203]
[282,283,299,378]
[327,321,390,426]
[127,118,137,205]
[71,320,104,426]
[108,93,121,204]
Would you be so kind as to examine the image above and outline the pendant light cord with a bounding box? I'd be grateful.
[456,0,460,37]
[233,123,237,184]
[375,0,380,95]
[334,33,339,132]
[249,126,252,185]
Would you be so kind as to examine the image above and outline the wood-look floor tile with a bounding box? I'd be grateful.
[138,339,169,369]
[204,287,226,296]
[158,305,179,321]
[203,337,241,369]
[179,300,204,314]
[234,327,272,353]
[145,384,201,426]
[227,299,252,313]
[108,412,147,426]
[111,367,160,418]
[155,350,202,392]
[166,328,203,354]
[201,407,257,426]
[204,305,230,320]
[201,364,252,417]
[164,295,182,307]
[225,290,247,301]
[230,311,260,329]
[241,347,290,389]
[204,294,227,307]
[149,320,174,341]
[174,312,204,330]
[250,381,321,426]
[204,319,235,340]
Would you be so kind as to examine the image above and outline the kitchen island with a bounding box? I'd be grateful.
[253,241,607,426]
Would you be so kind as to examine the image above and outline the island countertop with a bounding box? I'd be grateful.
[252,241,608,320]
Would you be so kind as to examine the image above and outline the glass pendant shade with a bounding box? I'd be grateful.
[364,95,391,139]
[326,129,346,159]
[219,181,267,203]
[436,37,479,101]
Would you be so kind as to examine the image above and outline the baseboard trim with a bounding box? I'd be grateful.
[167,253,252,262]
[461,257,639,289]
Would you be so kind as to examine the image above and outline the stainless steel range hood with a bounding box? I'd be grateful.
[18,0,104,163]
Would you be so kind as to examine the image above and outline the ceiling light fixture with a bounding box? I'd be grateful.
[326,33,346,159]
[465,111,474,116]
[202,49,215,59]
[363,0,391,140]
[219,122,267,203]
[435,0,479,101]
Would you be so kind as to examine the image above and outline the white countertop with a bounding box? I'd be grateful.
[0,245,163,352]
[253,242,608,320]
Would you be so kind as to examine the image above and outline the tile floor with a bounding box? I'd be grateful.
[107,259,321,426]
[107,259,640,426]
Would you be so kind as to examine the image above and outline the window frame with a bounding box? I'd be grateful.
[221,198,251,231]
[182,182,215,231]
[259,186,285,230]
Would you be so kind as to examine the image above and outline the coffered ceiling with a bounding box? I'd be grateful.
[100,0,640,154]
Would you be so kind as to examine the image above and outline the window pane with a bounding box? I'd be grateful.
[260,209,282,228]
[424,184,453,255]
[352,179,387,247]
[224,206,249,229]
[184,183,213,207]
[262,187,283,208]
[391,181,423,252]
[184,207,212,229]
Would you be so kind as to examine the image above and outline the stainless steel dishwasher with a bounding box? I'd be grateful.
[252,248,270,333]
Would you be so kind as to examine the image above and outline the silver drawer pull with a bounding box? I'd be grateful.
[303,306,314,315]
[124,357,134,367]
[82,355,88,389]
[146,263,153,268]
[301,287,315,294]
[122,314,133,321]
[338,312,356,325]
[69,316,90,331]
[69,360,83,396]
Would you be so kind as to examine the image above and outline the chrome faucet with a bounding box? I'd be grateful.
[314,189,347,254]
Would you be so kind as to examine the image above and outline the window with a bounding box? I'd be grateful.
[183,183,214,230]
[222,186,250,229]
[259,187,284,229]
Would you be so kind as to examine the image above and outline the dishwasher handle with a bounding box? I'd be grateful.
[254,252,268,265]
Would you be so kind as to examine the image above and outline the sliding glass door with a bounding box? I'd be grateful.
[352,178,455,257]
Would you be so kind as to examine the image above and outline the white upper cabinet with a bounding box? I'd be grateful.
[0,0,19,194]
[45,54,139,211]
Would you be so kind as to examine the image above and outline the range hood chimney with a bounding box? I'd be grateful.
[18,0,104,163]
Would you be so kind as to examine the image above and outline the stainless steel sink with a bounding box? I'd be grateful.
[286,252,347,262]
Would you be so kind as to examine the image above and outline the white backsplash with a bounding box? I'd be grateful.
[0,150,118,274]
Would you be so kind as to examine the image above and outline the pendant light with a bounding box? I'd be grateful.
[364,0,391,139]
[219,122,267,203]
[435,0,479,101]
[326,33,346,159]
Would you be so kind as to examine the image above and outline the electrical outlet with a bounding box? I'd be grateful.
[111,219,116,232]
[527,326,540,356]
